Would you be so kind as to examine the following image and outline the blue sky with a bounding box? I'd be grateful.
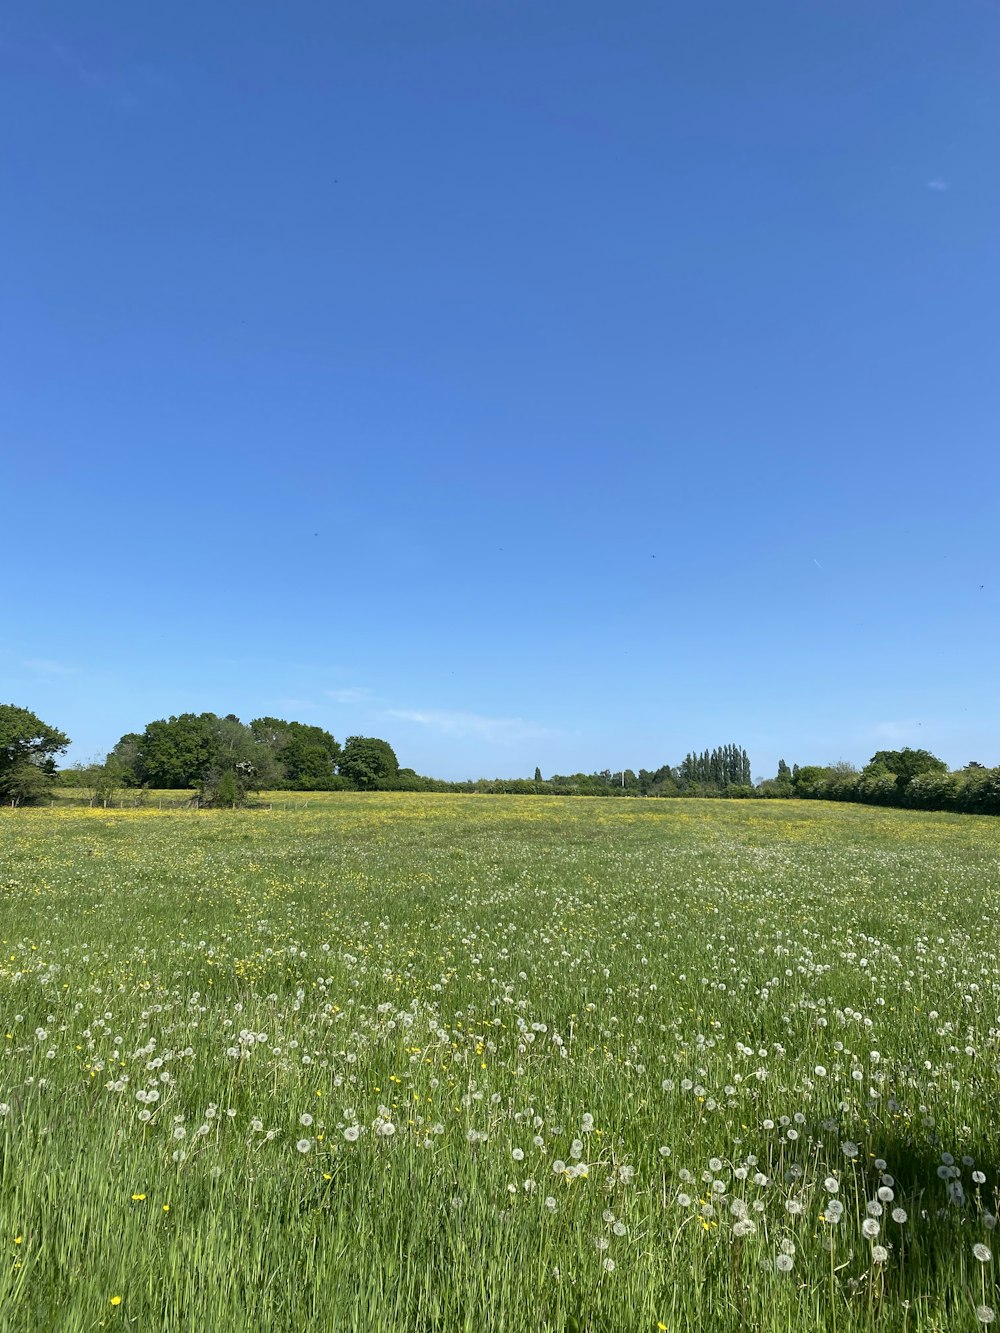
[3,1,998,781]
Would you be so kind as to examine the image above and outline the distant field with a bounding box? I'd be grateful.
[0,796,998,1331]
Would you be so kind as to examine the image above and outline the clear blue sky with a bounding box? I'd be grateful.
[3,1,998,781]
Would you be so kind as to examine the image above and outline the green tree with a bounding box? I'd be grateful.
[107,733,143,786]
[865,747,947,795]
[2,761,56,807]
[792,765,832,799]
[250,718,342,788]
[135,714,220,788]
[64,759,129,807]
[213,770,240,808]
[196,716,281,805]
[337,736,399,790]
[0,704,70,806]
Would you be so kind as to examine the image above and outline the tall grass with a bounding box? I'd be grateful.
[0,796,997,1330]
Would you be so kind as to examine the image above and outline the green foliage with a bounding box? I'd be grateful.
[0,760,56,806]
[61,759,129,807]
[780,749,1000,818]
[857,764,898,804]
[791,765,830,798]
[337,736,399,790]
[117,714,282,796]
[250,717,342,788]
[758,759,794,799]
[0,704,70,805]
[865,747,948,793]
[678,744,752,791]
[136,713,220,788]
[213,770,240,808]
[108,733,143,785]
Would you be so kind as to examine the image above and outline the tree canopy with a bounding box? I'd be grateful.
[3,699,996,820]
[250,718,342,788]
[337,736,399,790]
[0,704,71,805]
[864,748,948,793]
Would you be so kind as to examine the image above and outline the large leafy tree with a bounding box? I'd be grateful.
[337,736,399,790]
[865,747,947,794]
[136,713,221,788]
[108,733,143,786]
[199,715,280,804]
[0,704,70,805]
[120,713,282,797]
[250,717,341,787]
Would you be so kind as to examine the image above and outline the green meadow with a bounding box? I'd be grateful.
[0,795,998,1332]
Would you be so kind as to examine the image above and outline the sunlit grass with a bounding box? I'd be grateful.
[0,795,997,1330]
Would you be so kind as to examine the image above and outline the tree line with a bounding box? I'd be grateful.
[2,703,999,815]
[754,749,1000,816]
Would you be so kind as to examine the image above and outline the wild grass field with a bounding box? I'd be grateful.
[0,795,998,1332]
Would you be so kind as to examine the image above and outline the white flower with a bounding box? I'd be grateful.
[862,1219,880,1239]
[300,1113,314,1127]
[872,1245,888,1263]
[343,1125,360,1142]
[775,1254,793,1273]
[974,1244,993,1264]
[296,1139,311,1153]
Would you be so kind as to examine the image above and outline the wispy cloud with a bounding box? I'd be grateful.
[51,42,107,88]
[48,41,175,105]
[326,687,374,705]
[925,178,950,192]
[21,657,76,676]
[384,708,551,745]
[873,719,924,743]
